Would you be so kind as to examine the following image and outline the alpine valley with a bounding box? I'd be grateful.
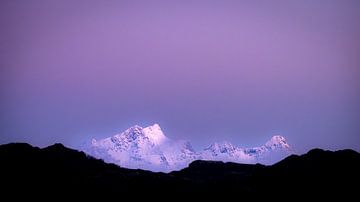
[83,124,291,172]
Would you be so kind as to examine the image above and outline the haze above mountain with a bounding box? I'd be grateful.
[83,124,291,172]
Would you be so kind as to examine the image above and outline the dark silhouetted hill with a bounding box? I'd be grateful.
[0,143,359,197]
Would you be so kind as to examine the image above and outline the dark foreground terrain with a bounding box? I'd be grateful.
[0,143,359,197]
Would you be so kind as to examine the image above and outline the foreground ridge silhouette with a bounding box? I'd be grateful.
[0,143,359,197]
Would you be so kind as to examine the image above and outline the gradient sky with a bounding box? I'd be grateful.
[1,0,359,153]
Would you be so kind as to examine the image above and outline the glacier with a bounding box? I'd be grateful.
[83,124,292,172]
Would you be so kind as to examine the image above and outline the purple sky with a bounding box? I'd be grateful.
[1,0,360,153]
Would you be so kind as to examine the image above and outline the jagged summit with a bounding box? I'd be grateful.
[105,123,168,146]
[142,123,168,145]
[205,141,236,153]
[265,135,290,150]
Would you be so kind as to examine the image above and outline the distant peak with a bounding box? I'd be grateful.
[206,141,236,153]
[146,123,161,130]
[143,123,167,145]
[265,135,290,150]
[119,125,144,141]
[211,141,234,148]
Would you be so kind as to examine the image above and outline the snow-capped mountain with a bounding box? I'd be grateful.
[201,135,291,164]
[201,141,257,163]
[84,124,292,172]
[86,124,196,172]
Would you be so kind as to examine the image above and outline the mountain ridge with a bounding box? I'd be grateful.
[85,124,292,172]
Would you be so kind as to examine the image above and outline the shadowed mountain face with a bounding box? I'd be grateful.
[0,143,359,197]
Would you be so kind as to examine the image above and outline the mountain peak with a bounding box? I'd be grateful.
[205,141,236,153]
[265,135,290,150]
[110,124,168,145]
[119,125,144,141]
[146,123,161,130]
[142,123,167,145]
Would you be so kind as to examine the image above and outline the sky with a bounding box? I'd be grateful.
[1,0,359,153]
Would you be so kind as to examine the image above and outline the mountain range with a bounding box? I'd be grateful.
[84,124,291,172]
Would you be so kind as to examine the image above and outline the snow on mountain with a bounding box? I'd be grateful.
[201,141,256,163]
[84,124,292,172]
[86,124,196,172]
[141,124,167,145]
[201,135,292,165]
[264,135,290,150]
